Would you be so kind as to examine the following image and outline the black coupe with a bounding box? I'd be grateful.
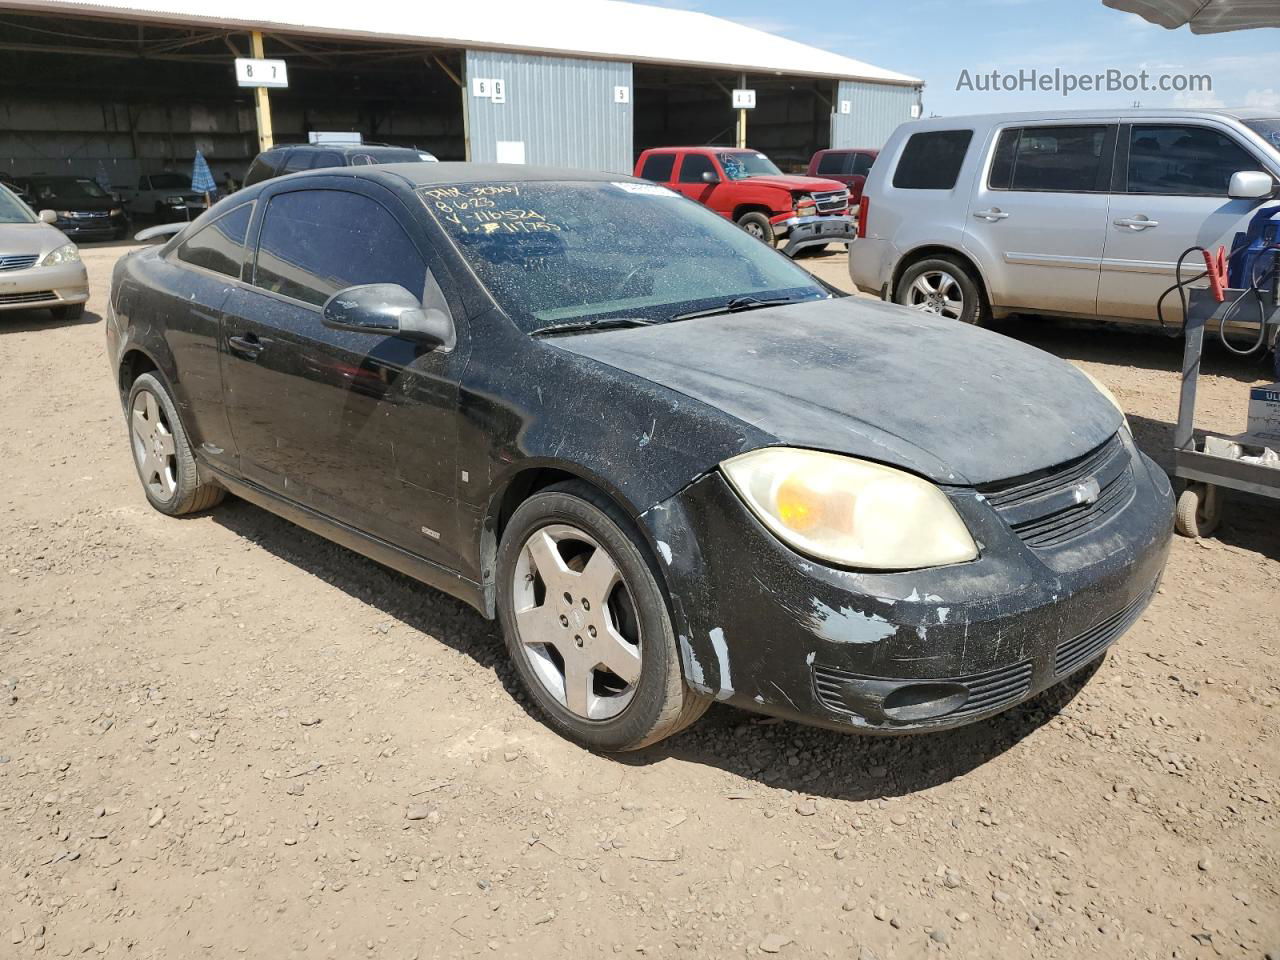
[106,163,1173,750]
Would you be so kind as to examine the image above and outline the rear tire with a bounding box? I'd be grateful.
[737,211,776,246]
[497,481,710,751]
[126,372,225,517]
[895,256,987,326]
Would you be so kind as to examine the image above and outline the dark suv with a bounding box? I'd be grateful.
[243,143,439,187]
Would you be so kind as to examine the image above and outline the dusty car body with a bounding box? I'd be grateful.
[105,163,1173,748]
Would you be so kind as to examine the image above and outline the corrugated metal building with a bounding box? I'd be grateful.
[0,0,923,183]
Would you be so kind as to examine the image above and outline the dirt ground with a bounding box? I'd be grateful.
[2,242,1277,960]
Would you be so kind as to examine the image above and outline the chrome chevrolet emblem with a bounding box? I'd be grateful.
[1072,477,1102,505]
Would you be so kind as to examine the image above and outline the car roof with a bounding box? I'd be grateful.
[902,107,1278,127]
[234,163,644,196]
[267,143,423,153]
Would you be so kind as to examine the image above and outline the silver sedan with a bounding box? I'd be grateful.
[0,184,90,321]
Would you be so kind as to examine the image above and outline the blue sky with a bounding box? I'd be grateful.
[658,0,1277,116]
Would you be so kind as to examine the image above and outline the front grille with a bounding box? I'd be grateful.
[0,254,39,271]
[813,659,1033,722]
[67,211,109,220]
[0,290,57,304]
[812,189,849,214]
[1054,582,1155,677]
[981,434,1135,549]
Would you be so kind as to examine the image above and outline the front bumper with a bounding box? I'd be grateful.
[776,214,857,256]
[0,260,90,312]
[54,212,129,240]
[643,436,1174,734]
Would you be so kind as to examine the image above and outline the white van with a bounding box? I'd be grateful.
[849,109,1280,326]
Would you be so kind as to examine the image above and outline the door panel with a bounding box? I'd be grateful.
[1099,122,1270,322]
[672,153,720,209]
[963,124,1115,314]
[219,184,469,568]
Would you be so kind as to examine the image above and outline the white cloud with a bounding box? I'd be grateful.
[1172,89,1226,109]
[1243,88,1280,111]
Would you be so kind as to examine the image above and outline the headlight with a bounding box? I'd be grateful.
[109,207,123,216]
[721,448,978,570]
[1078,369,1131,435]
[794,194,816,216]
[41,243,80,266]
[165,195,184,204]
[56,210,73,218]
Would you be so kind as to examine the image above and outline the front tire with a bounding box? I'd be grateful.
[126,372,224,516]
[895,256,987,325]
[497,481,710,751]
[737,211,776,246]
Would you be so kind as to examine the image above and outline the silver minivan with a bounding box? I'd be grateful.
[849,109,1280,326]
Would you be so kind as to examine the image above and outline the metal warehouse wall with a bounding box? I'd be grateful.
[830,81,923,149]
[464,50,632,173]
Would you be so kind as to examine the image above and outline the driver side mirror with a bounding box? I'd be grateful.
[321,280,455,350]
[1228,170,1275,200]
[700,170,721,184]
[39,209,58,224]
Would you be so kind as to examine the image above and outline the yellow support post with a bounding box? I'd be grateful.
[736,72,747,148]
[250,31,274,152]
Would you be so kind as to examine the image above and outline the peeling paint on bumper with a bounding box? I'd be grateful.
[642,437,1174,734]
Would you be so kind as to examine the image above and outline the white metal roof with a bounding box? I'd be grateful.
[7,0,923,85]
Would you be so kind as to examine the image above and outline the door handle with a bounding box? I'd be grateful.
[1114,216,1159,230]
[227,333,268,360]
[973,208,1009,221]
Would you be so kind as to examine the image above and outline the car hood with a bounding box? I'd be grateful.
[553,297,1122,486]
[0,220,72,256]
[739,174,848,194]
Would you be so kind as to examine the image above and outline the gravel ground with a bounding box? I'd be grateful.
[1,241,1277,960]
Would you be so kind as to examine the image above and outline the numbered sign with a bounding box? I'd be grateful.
[235,58,288,89]
[614,86,631,104]
[470,78,507,103]
[839,100,852,115]
[731,89,756,110]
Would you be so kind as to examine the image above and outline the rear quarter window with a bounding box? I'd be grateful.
[639,153,676,182]
[892,130,974,190]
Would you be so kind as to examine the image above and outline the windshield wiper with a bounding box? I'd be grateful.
[530,316,656,338]
[668,295,800,323]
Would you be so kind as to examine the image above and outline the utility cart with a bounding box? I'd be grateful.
[1173,287,1280,537]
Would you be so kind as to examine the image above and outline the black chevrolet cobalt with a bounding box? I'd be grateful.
[106,163,1173,750]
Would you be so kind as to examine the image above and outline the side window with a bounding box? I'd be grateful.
[852,153,875,176]
[988,125,1109,193]
[639,153,676,182]
[309,152,343,170]
[253,190,427,308]
[678,153,715,183]
[1127,124,1264,196]
[281,151,312,175]
[817,152,851,176]
[175,203,253,279]
[892,130,973,190]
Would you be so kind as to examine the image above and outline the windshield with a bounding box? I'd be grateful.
[149,173,189,189]
[422,180,827,333]
[1243,118,1280,155]
[0,186,35,224]
[718,151,783,181]
[29,178,109,201]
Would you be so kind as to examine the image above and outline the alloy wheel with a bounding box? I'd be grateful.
[130,388,177,501]
[907,269,965,320]
[511,523,643,720]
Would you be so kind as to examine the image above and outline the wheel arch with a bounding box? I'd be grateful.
[891,245,993,312]
[731,202,776,222]
[480,462,675,619]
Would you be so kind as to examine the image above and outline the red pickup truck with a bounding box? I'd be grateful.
[634,146,856,255]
